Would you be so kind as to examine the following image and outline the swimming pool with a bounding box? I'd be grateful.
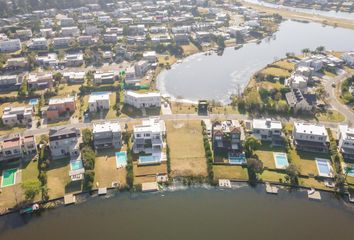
[116,152,127,168]
[70,160,84,171]
[229,154,246,165]
[316,158,333,178]
[1,168,17,187]
[28,98,39,105]
[273,152,289,169]
[343,164,354,177]
[91,91,111,96]
[138,155,161,165]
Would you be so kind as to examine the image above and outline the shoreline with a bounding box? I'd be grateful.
[1,179,353,217]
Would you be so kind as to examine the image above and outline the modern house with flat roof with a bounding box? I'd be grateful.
[43,97,76,121]
[1,106,33,127]
[0,75,21,91]
[0,39,22,52]
[293,122,329,153]
[251,119,283,145]
[94,71,116,84]
[93,121,122,150]
[338,125,354,161]
[0,134,36,162]
[124,91,161,109]
[49,127,81,159]
[88,92,110,112]
[132,118,165,154]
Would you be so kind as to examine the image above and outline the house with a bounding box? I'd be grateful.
[293,122,329,153]
[0,39,22,52]
[63,53,84,67]
[132,118,165,154]
[135,60,150,77]
[61,27,80,37]
[5,57,28,69]
[36,53,59,67]
[84,26,100,35]
[338,125,354,161]
[342,52,354,66]
[63,72,85,84]
[88,92,110,112]
[94,71,116,84]
[286,74,308,90]
[49,127,81,159]
[285,89,316,113]
[27,73,53,90]
[173,33,190,44]
[28,37,48,50]
[124,91,161,109]
[16,29,32,40]
[98,15,112,24]
[251,119,283,145]
[0,75,21,91]
[52,37,72,48]
[143,51,157,63]
[40,28,54,38]
[93,121,122,150]
[1,106,33,126]
[60,17,75,27]
[103,34,117,44]
[44,97,76,121]
[78,35,93,46]
[212,120,245,155]
[0,134,35,161]
[198,100,208,115]
[129,25,145,35]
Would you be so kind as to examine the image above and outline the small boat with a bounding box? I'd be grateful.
[20,203,40,215]
[348,193,354,203]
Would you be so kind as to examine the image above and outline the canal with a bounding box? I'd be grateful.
[157,20,354,103]
[0,186,354,240]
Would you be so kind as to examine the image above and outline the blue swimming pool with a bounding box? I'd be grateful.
[116,152,127,168]
[28,98,39,105]
[229,154,246,165]
[70,160,83,171]
[91,91,111,96]
[138,155,160,165]
[274,153,289,169]
[346,167,354,177]
[316,159,332,177]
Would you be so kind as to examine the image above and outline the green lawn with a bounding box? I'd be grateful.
[21,159,39,183]
[260,170,286,182]
[213,165,249,180]
[255,142,284,170]
[290,149,331,177]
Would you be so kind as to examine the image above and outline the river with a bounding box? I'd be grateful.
[156,20,354,103]
[0,185,354,240]
[244,0,354,21]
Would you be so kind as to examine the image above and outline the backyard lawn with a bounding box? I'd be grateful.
[260,67,291,78]
[166,120,207,177]
[260,170,286,182]
[255,142,284,170]
[94,149,126,188]
[213,165,248,180]
[290,149,331,177]
[133,162,167,184]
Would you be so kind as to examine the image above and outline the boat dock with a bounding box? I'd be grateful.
[64,194,76,205]
[98,188,107,196]
[218,179,231,188]
[142,182,159,192]
[308,188,321,200]
[265,182,279,194]
[348,193,354,203]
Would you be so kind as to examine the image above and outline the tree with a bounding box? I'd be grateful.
[18,79,27,97]
[315,46,325,53]
[244,136,261,157]
[247,158,263,184]
[301,48,310,56]
[285,163,299,185]
[82,128,93,147]
[53,72,63,83]
[22,180,41,201]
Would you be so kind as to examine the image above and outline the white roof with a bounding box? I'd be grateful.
[338,124,354,141]
[252,119,282,130]
[49,96,75,105]
[294,122,327,136]
[126,90,160,98]
[93,121,121,133]
[88,92,110,102]
[134,118,165,134]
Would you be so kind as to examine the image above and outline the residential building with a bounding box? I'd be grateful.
[1,106,33,126]
[0,75,21,91]
[63,53,84,67]
[88,92,110,112]
[40,28,54,38]
[36,53,59,67]
[285,89,316,113]
[132,118,165,154]
[135,60,150,77]
[43,97,76,121]
[78,35,93,45]
[22,135,37,156]
[212,120,245,155]
[293,122,329,153]
[28,37,48,50]
[93,121,122,149]
[286,74,308,90]
[0,39,22,52]
[49,127,81,159]
[60,17,75,27]
[0,134,36,162]
[342,52,354,66]
[5,57,28,69]
[124,91,161,109]
[16,29,33,40]
[61,27,80,37]
[52,37,72,48]
[93,71,116,84]
[103,34,117,44]
[338,125,354,161]
[63,72,85,84]
[143,51,157,63]
[251,119,283,145]
[27,73,53,90]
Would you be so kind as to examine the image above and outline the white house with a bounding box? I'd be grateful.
[251,119,283,145]
[124,91,161,109]
[2,106,34,126]
[293,122,329,153]
[342,52,354,66]
[49,126,81,159]
[0,39,22,52]
[88,92,110,112]
[338,125,354,161]
[143,51,157,63]
[135,60,150,77]
[28,37,48,50]
[93,121,122,149]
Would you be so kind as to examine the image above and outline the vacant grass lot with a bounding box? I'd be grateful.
[260,67,291,78]
[94,149,127,188]
[213,165,248,180]
[170,102,197,114]
[272,60,295,71]
[315,110,345,122]
[181,43,199,56]
[166,120,207,177]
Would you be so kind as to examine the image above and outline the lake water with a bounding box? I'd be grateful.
[244,0,354,21]
[0,186,354,240]
[156,20,354,103]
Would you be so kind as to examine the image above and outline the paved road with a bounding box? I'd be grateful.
[322,71,354,125]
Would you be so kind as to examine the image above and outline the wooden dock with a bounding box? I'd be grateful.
[142,182,159,192]
[218,179,231,188]
[64,194,76,205]
[98,188,107,196]
[265,182,279,194]
[307,188,321,200]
